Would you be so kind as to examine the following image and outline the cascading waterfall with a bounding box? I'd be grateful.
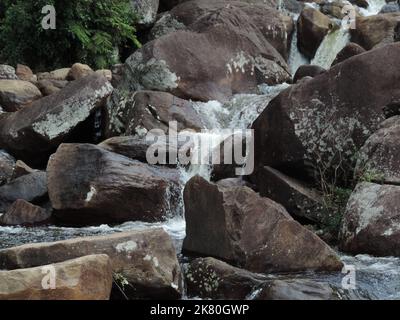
[288,14,309,75]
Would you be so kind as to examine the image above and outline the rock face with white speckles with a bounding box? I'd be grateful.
[122,0,292,101]
[339,182,400,257]
[0,229,182,299]
[0,73,113,166]
[252,42,400,185]
[47,143,182,226]
[355,116,400,185]
[131,0,160,26]
[183,175,343,273]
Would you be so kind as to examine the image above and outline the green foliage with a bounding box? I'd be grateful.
[0,0,140,70]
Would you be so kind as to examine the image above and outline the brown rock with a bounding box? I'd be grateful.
[67,63,94,80]
[12,160,37,179]
[16,64,34,82]
[0,73,113,166]
[0,171,47,212]
[0,199,51,226]
[332,42,366,65]
[351,13,400,50]
[0,80,42,111]
[355,116,400,184]
[339,182,400,257]
[37,68,71,81]
[183,176,343,273]
[252,42,400,185]
[47,143,182,226]
[293,64,326,83]
[0,254,113,300]
[297,7,335,58]
[36,79,68,96]
[95,69,112,81]
[0,229,182,299]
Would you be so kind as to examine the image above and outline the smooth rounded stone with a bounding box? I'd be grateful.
[254,166,325,223]
[0,229,182,299]
[380,2,400,13]
[37,68,71,81]
[293,64,326,83]
[355,116,400,185]
[255,279,338,300]
[297,7,334,59]
[185,257,268,299]
[0,73,113,166]
[0,171,47,212]
[105,90,204,137]
[0,149,15,186]
[351,13,400,50]
[183,176,343,273]
[15,64,35,82]
[36,79,69,96]
[0,80,42,111]
[339,182,400,257]
[67,63,94,80]
[47,143,182,226]
[332,42,366,66]
[131,0,160,25]
[0,199,51,226]
[252,42,400,185]
[0,65,17,80]
[0,254,113,300]
[122,1,291,102]
[95,69,112,81]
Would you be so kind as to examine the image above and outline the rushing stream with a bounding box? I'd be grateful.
[1,0,399,300]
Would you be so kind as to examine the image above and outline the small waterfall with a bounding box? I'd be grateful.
[360,0,387,16]
[288,14,309,75]
[311,27,351,69]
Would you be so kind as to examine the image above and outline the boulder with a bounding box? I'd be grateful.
[105,90,203,137]
[339,182,400,256]
[0,229,182,299]
[185,257,268,299]
[255,279,338,300]
[47,143,182,226]
[0,73,113,166]
[355,116,400,184]
[131,0,160,25]
[149,13,187,40]
[380,2,400,13]
[332,42,366,65]
[37,68,71,81]
[0,254,112,300]
[183,176,343,273]
[297,7,334,59]
[255,166,324,223]
[12,160,37,179]
[0,171,47,212]
[67,63,94,80]
[252,42,400,185]
[36,79,69,96]
[0,199,51,226]
[293,64,326,83]
[351,13,400,50]
[0,149,15,186]
[122,1,291,101]
[0,80,42,111]
[0,65,17,80]
[15,64,35,82]
[95,69,112,81]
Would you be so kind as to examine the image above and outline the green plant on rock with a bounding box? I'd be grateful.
[0,0,141,70]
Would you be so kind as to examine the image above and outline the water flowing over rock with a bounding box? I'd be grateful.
[351,13,400,49]
[0,171,47,212]
[183,176,342,273]
[0,80,42,112]
[105,90,204,137]
[47,143,182,226]
[122,1,291,101]
[339,182,400,257]
[332,42,366,65]
[0,229,182,299]
[0,73,113,166]
[355,116,400,184]
[0,199,51,226]
[252,42,400,184]
[0,254,113,300]
[297,7,334,59]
